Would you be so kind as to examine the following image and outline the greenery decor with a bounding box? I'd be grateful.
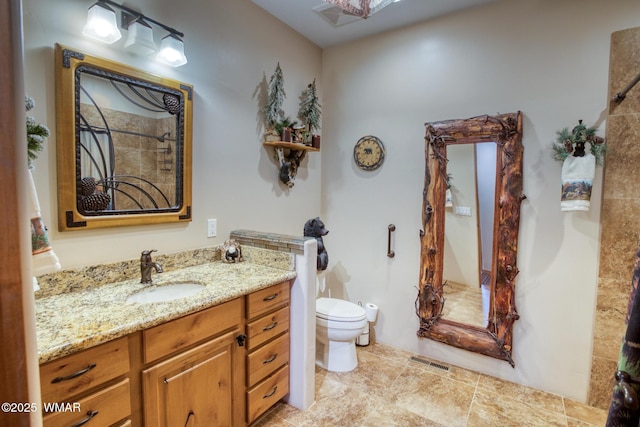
[298,78,321,134]
[552,119,606,166]
[263,63,286,128]
[274,116,297,136]
[26,95,50,169]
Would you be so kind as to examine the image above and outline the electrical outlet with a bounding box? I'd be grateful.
[207,219,217,238]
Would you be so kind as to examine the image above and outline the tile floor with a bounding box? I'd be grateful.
[442,281,489,327]
[254,343,608,426]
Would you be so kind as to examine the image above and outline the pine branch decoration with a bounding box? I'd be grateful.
[298,78,322,133]
[263,63,286,129]
[26,95,50,169]
[551,120,606,166]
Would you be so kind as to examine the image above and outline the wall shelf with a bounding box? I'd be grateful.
[263,141,319,152]
[263,141,319,188]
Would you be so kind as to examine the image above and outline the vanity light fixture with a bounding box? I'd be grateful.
[82,1,121,44]
[156,34,188,67]
[123,17,156,56]
[82,0,187,67]
[324,0,395,18]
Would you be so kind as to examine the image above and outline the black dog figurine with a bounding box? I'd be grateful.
[303,217,329,271]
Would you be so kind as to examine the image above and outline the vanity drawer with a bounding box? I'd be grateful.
[246,281,290,320]
[143,297,242,363]
[247,333,289,387]
[43,378,130,427]
[40,337,129,404]
[246,306,289,351]
[247,365,289,424]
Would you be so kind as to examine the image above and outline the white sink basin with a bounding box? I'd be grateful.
[127,283,205,304]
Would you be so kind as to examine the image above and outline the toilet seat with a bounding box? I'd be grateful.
[316,297,366,322]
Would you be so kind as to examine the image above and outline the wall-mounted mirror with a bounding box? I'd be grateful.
[416,112,524,366]
[55,44,193,231]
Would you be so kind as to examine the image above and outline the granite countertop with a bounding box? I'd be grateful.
[36,261,297,364]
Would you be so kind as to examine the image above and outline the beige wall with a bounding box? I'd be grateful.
[589,27,640,409]
[320,0,640,402]
[23,0,323,268]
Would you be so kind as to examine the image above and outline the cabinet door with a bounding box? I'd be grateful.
[143,330,242,427]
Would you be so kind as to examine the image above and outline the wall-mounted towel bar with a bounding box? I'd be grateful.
[613,70,640,103]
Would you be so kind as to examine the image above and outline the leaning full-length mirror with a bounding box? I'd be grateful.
[442,143,496,328]
[416,112,524,366]
[55,44,193,231]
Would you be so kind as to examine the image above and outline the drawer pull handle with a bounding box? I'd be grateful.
[263,386,278,399]
[263,293,279,301]
[263,322,278,331]
[263,353,278,364]
[70,410,99,427]
[51,363,97,384]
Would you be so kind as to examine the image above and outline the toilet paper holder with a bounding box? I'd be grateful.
[357,301,379,347]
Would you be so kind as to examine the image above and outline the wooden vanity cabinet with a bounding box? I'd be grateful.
[245,281,291,424]
[39,280,293,427]
[39,336,131,427]
[141,297,245,427]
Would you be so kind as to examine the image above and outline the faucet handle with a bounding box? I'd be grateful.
[140,249,158,263]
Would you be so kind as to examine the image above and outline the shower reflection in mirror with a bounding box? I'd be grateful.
[77,69,181,214]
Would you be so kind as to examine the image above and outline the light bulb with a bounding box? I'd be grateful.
[82,2,121,44]
[156,34,187,67]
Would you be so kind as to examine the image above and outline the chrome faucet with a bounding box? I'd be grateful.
[140,249,163,284]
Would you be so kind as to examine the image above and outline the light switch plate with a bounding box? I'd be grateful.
[455,206,472,217]
[207,219,217,238]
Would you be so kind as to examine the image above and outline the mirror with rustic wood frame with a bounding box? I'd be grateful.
[416,112,524,366]
[55,44,193,231]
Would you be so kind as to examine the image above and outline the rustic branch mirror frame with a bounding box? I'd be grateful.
[55,44,193,231]
[416,112,524,366]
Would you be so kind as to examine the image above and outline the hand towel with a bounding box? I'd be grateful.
[561,153,596,212]
[29,171,61,289]
[445,188,453,208]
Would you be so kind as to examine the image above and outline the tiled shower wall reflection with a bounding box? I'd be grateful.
[589,26,640,409]
[82,105,176,210]
[109,109,176,210]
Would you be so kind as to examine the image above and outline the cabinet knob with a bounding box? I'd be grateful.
[236,334,248,347]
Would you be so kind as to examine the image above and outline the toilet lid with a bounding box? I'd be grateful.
[316,298,366,321]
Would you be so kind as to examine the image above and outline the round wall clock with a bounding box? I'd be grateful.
[353,135,385,171]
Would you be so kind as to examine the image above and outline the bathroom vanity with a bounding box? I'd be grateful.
[36,256,296,426]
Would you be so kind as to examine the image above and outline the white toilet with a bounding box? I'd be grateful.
[315,297,368,372]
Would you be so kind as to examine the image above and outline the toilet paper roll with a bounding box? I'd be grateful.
[365,303,379,322]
